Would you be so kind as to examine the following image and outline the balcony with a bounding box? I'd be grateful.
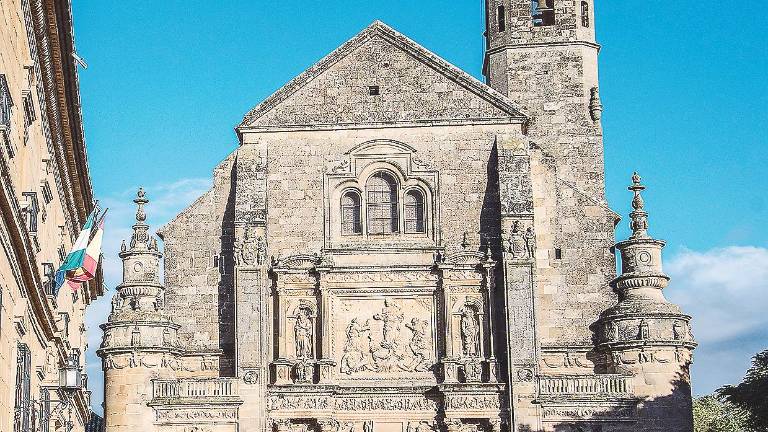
[538,375,633,397]
[151,378,240,402]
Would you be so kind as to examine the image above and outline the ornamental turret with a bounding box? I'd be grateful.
[592,173,697,431]
[97,189,181,432]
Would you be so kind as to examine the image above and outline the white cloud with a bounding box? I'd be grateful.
[665,246,768,394]
[85,177,211,413]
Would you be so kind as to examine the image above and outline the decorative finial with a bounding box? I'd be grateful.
[134,187,148,222]
[628,172,649,239]
[128,187,151,250]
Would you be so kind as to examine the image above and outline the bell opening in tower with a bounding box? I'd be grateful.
[532,0,555,27]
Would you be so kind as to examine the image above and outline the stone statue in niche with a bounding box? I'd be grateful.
[405,318,432,372]
[460,304,480,357]
[340,318,373,374]
[673,321,684,341]
[162,328,172,347]
[256,236,266,265]
[294,307,313,359]
[638,319,650,340]
[508,221,528,259]
[363,421,373,432]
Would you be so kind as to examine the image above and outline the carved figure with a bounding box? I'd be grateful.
[256,236,266,265]
[638,319,650,340]
[508,221,527,258]
[294,307,313,359]
[237,228,260,266]
[404,318,431,372]
[673,321,684,341]
[162,328,172,347]
[524,226,536,258]
[460,305,480,357]
[340,318,372,374]
[363,421,373,432]
[371,299,405,371]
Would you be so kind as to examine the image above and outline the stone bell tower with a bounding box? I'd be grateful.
[484,0,604,196]
[98,189,181,432]
[592,174,697,432]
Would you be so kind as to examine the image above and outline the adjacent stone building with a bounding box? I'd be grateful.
[1,0,102,431]
[99,2,696,431]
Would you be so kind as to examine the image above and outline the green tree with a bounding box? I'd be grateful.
[718,349,768,431]
[693,395,749,432]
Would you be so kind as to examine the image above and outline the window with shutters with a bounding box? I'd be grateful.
[14,344,32,432]
[366,172,399,235]
[341,190,362,235]
[404,189,426,234]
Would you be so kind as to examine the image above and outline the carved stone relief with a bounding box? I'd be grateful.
[334,298,434,377]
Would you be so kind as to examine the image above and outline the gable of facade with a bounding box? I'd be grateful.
[239,21,525,131]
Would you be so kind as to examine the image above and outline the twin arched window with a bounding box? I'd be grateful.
[341,171,426,236]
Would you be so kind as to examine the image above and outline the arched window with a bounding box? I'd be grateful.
[341,191,362,235]
[497,5,506,32]
[581,1,590,27]
[404,189,426,234]
[366,172,399,235]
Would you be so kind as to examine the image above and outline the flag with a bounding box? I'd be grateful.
[69,210,106,283]
[54,208,100,293]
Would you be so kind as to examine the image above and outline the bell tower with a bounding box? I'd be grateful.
[484,0,604,196]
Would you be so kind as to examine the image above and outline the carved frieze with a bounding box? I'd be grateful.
[266,395,437,412]
[444,394,502,411]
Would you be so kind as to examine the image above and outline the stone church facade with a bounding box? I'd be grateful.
[98,2,696,432]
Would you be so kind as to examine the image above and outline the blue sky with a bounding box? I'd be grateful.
[72,0,767,413]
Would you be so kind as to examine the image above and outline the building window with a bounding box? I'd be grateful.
[0,75,12,128]
[404,189,426,234]
[41,181,53,204]
[0,74,14,159]
[532,0,555,27]
[368,85,380,96]
[59,312,70,339]
[21,91,35,146]
[366,172,399,235]
[42,263,55,296]
[581,1,590,27]
[14,344,32,432]
[21,192,39,234]
[497,5,506,32]
[341,190,362,235]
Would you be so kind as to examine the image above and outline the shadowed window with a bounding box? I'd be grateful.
[581,1,590,27]
[497,5,506,32]
[14,344,31,432]
[366,172,399,235]
[532,0,555,27]
[341,191,362,235]
[404,189,426,234]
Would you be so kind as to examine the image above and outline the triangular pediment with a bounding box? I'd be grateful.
[238,21,525,130]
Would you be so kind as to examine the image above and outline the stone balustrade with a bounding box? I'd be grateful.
[152,378,239,400]
[538,375,633,396]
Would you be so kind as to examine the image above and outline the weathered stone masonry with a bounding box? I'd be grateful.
[99,2,697,432]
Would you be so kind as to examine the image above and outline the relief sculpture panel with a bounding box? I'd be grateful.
[332,297,435,379]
